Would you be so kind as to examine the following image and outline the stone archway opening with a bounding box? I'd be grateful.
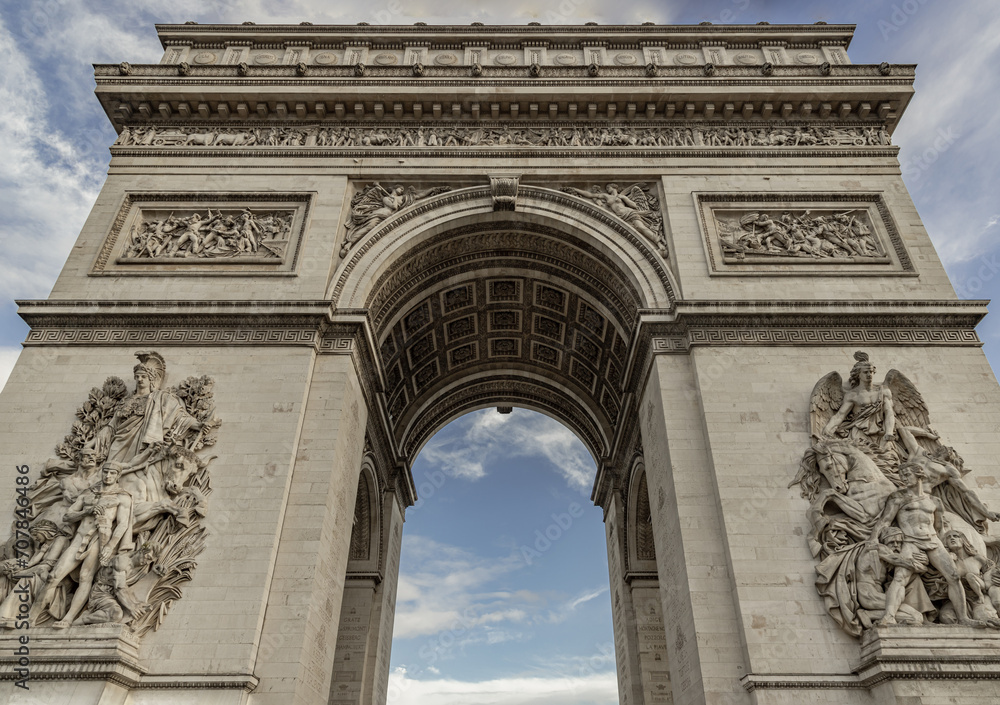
[330,197,672,703]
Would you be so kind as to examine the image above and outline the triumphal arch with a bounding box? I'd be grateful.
[1,20,1000,705]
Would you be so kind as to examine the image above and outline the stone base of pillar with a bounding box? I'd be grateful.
[0,624,258,702]
[857,625,1000,684]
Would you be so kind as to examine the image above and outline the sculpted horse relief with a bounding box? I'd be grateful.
[790,351,1000,635]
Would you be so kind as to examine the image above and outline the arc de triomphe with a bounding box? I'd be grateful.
[1,21,1000,705]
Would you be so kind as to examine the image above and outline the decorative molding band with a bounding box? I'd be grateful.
[134,673,261,691]
[23,328,322,346]
[0,666,260,692]
[16,300,335,347]
[851,626,1000,688]
[650,336,689,353]
[319,335,356,353]
[686,328,981,346]
[95,63,913,81]
[642,301,987,351]
[740,673,863,691]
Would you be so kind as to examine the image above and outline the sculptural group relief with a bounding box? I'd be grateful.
[114,123,891,151]
[717,208,885,262]
[561,183,667,255]
[342,183,452,257]
[92,193,311,275]
[123,207,293,261]
[341,181,668,260]
[0,352,220,636]
[791,352,1000,635]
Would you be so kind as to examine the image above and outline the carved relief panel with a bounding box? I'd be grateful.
[92,193,312,275]
[696,193,914,276]
[792,352,1000,635]
[0,352,220,637]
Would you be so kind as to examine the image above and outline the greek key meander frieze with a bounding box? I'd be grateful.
[697,193,914,275]
[792,352,1000,636]
[23,329,323,346]
[113,123,890,151]
[92,193,311,276]
[1,352,220,637]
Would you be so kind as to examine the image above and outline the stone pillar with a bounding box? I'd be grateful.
[251,353,369,705]
[331,581,377,704]
[640,355,751,705]
[329,489,404,705]
[365,491,404,705]
[605,491,645,705]
[631,580,671,704]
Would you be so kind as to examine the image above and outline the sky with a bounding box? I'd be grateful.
[0,1,999,703]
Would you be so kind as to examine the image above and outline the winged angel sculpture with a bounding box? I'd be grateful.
[791,351,1000,635]
[340,182,451,257]
[561,183,668,256]
[0,352,220,636]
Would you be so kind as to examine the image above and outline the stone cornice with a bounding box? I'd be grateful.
[639,300,988,351]
[154,23,857,47]
[17,299,985,345]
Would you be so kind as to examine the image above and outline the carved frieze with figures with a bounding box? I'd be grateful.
[0,352,220,636]
[113,123,891,152]
[92,193,312,275]
[791,352,1000,635]
[697,193,914,276]
[123,208,292,261]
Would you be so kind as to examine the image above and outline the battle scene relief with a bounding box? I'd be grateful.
[123,207,294,261]
[0,352,220,636]
[791,352,1000,635]
[717,208,885,262]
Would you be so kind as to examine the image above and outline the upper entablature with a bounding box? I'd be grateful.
[154,22,855,67]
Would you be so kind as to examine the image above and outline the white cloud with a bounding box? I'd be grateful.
[541,585,609,624]
[418,409,596,490]
[567,585,607,611]
[393,535,528,640]
[0,16,105,304]
[387,668,618,705]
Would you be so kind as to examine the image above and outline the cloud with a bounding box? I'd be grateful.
[885,0,1000,266]
[567,585,608,611]
[418,409,596,490]
[393,535,529,640]
[0,16,105,305]
[541,585,609,624]
[387,668,618,705]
